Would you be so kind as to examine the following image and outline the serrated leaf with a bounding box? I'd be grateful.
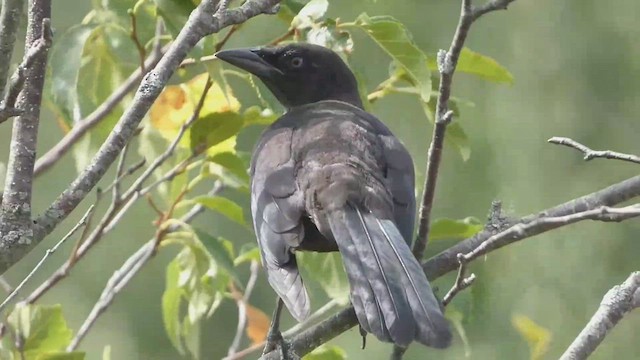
[291,0,328,30]
[512,314,552,360]
[194,229,239,281]
[245,304,270,345]
[7,304,73,357]
[189,196,246,226]
[354,13,431,102]
[303,345,347,360]
[298,252,350,305]
[430,218,483,241]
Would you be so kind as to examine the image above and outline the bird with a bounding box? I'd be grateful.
[215,43,452,349]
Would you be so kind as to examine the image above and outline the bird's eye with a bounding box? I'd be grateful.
[290,56,304,69]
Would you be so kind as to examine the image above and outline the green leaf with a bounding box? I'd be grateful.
[194,229,239,282]
[422,101,471,161]
[446,122,471,162]
[7,304,73,357]
[162,259,185,354]
[512,314,552,360]
[353,14,431,102]
[430,217,483,241]
[73,26,126,172]
[457,48,514,84]
[242,106,278,126]
[207,152,250,185]
[303,345,347,360]
[190,112,245,153]
[189,195,246,226]
[291,0,329,30]
[46,24,97,127]
[234,245,261,266]
[154,0,196,36]
[298,252,350,305]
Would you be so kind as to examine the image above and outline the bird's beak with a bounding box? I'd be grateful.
[214,48,283,79]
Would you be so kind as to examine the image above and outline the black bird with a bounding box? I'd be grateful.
[215,43,451,349]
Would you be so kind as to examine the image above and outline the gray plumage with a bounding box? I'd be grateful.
[216,43,452,348]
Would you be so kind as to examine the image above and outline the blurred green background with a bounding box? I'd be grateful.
[1,0,639,359]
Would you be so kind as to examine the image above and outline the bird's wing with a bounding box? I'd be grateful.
[379,133,416,245]
[250,126,310,322]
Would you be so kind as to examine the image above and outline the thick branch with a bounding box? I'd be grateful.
[0,1,52,267]
[0,0,281,275]
[548,137,640,165]
[559,272,640,360]
[0,0,23,94]
[261,174,640,358]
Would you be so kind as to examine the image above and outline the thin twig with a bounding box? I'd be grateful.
[460,204,640,263]
[559,272,640,360]
[112,143,131,203]
[548,137,640,165]
[0,205,94,313]
[0,0,24,94]
[227,260,260,357]
[441,254,476,307]
[412,0,516,260]
[128,8,147,73]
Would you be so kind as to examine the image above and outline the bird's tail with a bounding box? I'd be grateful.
[326,203,452,348]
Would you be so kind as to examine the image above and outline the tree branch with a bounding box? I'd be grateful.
[412,0,517,259]
[548,137,640,165]
[559,272,640,360]
[0,0,52,269]
[0,0,24,94]
[0,0,282,275]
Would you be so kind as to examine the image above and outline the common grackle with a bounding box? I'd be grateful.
[215,43,451,349]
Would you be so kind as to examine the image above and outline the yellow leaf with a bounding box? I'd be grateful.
[245,304,270,345]
[149,73,240,147]
[511,314,552,360]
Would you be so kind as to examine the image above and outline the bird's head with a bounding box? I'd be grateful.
[215,43,362,109]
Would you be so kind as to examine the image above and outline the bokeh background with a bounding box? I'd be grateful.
[1,0,639,359]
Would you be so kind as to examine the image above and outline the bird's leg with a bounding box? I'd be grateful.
[262,297,287,357]
[359,324,367,349]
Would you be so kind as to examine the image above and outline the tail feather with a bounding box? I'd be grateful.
[327,209,391,341]
[327,203,451,348]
